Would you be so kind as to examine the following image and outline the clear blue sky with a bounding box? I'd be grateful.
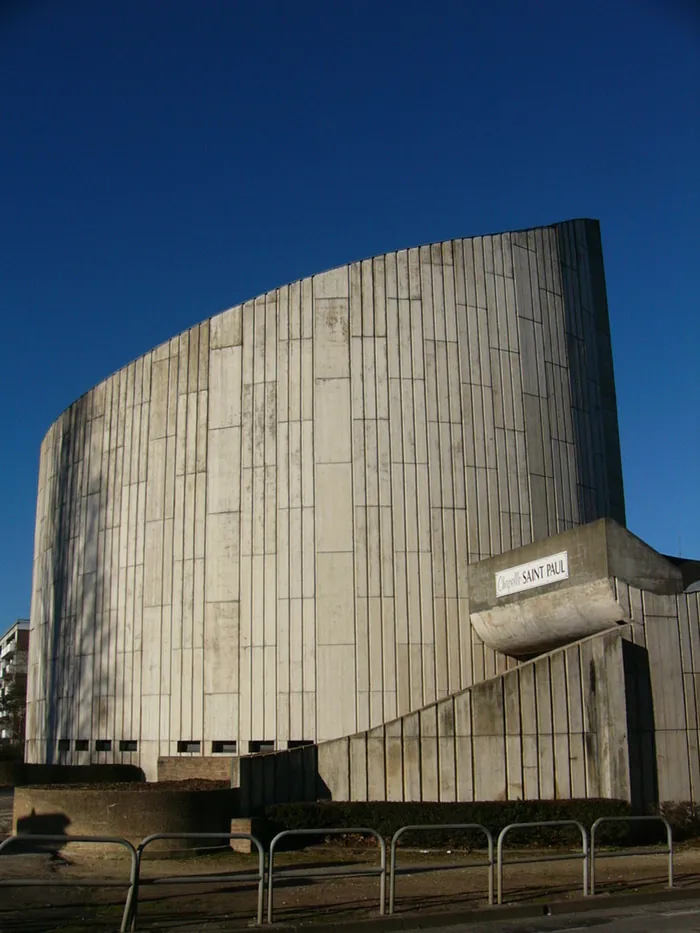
[1,0,698,628]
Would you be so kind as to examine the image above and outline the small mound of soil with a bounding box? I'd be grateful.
[23,779,231,792]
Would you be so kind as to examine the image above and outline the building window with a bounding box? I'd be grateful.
[119,740,138,752]
[177,740,201,753]
[75,739,89,751]
[212,741,237,754]
[95,739,112,752]
[248,740,274,754]
[287,740,313,749]
[57,739,70,751]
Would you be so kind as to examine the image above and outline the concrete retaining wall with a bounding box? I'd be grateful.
[615,585,700,804]
[12,784,236,853]
[235,627,631,812]
[234,586,700,811]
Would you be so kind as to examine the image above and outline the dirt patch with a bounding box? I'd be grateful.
[20,779,229,792]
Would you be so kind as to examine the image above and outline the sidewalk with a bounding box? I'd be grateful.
[0,842,698,932]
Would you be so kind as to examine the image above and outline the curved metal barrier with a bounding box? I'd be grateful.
[496,820,588,905]
[0,816,677,925]
[590,816,673,896]
[267,827,386,924]
[388,823,494,913]
[130,832,264,929]
[0,834,137,933]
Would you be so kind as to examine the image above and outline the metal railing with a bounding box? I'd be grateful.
[129,832,265,928]
[0,834,138,933]
[496,820,588,905]
[590,816,673,896]
[388,823,494,913]
[0,817,678,926]
[267,827,386,924]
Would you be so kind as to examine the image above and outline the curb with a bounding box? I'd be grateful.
[271,885,700,932]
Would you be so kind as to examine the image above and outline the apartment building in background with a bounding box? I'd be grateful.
[0,619,30,742]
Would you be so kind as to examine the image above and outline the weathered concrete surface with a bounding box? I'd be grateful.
[233,627,631,809]
[12,784,235,852]
[468,519,683,656]
[26,220,626,780]
[234,586,700,809]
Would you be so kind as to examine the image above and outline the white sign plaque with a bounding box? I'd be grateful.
[495,551,569,598]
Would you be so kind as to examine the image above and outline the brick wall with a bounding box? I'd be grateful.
[157,756,234,782]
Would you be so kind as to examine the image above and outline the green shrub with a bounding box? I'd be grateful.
[1,763,145,787]
[659,802,700,842]
[264,799,636,848]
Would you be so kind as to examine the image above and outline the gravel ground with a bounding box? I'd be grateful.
[0,838,698,932]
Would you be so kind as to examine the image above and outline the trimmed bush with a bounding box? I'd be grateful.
[0,744,23,763]
[264,800,640,848]
[0,762,145,787]
[659,802,700,841]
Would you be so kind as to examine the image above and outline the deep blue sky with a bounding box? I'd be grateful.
[1,0,698,628]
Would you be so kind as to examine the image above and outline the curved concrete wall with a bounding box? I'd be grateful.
[26,219,625,779]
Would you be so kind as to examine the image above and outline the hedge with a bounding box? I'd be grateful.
[264,799,659,847]
[0,763,145,787]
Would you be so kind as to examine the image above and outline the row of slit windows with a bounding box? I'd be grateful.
[179,740,313,753]
[58,739,137,752]
[57,739,313,754]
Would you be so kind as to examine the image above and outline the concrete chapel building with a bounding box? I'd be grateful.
[25,220,700,805]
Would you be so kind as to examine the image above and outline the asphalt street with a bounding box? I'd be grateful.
[411,902,700,933]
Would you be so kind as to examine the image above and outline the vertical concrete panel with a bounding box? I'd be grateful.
[438,698,457,801]
[385,718,403,801]
[471,678,506,800]
[318,738,350,801]
[367,726,386,800]
[349,735,368,800]
[419,706,439,800]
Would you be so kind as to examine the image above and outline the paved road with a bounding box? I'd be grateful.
[415,901,700,933]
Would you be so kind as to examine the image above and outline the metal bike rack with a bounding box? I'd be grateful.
[267,827,386,924]
[388,823,494,913]
[590,816,673,896]
[496,820,588,904]
[130,832,265,929]
[0,834,138,933]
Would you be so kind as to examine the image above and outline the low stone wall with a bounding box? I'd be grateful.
[157,756,234,783]
[13,783,236,854]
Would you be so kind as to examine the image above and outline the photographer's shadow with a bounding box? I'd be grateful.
[12,808,73,864]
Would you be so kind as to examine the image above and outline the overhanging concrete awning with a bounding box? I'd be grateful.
[468,519,683,657]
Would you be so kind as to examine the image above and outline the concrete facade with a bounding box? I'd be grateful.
[235,626,632,810]
[232,527,700,810]
[26,219,626,781]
